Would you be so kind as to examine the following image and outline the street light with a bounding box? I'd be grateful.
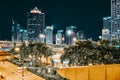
[67,30,72,45]
[73,37,77,45]
[14,47,20,61]
[14,47,24,77]
[14,47,20,52]
[62,37,65,44]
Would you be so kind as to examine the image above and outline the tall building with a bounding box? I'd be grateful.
[111,0,120,40]
[102,17,111,40]
[17,29,28,42]
[76,31,85,40]
[11,18,27,42]
[11,18,18,42]
[103,17,111,30]
[27,7,45,42]
[66,26,76,45]
[56,30,63,45]
[45,26,53,44]
[102,28,110,40]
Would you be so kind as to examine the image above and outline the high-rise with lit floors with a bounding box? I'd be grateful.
[45,26,53,44]
[27,7,45,42]
[111,0,120,41]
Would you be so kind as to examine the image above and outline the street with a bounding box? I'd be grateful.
[0,60,45,80]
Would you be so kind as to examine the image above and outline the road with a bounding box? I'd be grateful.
[0,61,45,80]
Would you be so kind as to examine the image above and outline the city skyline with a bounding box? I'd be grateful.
[0,0,110,40]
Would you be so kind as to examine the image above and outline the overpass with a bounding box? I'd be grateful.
[0,41,65,52]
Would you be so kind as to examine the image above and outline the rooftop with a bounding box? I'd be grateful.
[30,7,41,14]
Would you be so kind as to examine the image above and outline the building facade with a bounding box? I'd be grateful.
[102,17,111,40]
[76,31,85,40]
[56,30,63,45]
[45,26,53,44]
[27,7,45,42]
[102,28,110,40]
[103,17,111,30]
[111,0,120,41]
[11,19,27,42]
[11,18,18,42]
[65,26,76,45]
[17,29,28,42]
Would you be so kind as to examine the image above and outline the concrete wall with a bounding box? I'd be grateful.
[57,64,120,80]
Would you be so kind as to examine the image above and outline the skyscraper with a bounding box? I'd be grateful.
[17,29,28,42]
[45,26,53,44]
[102,28,110,40]
[102,17,111,40]
[103,16,111,30]
[11,18,18,42]
[11,18,27,42]
[56,30,63,45]
[66,26,76,45]
[76,31,85,40]
[27,7,45,42]
[111,0,120,40]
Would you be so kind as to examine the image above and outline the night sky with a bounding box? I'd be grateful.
[0,0,110,41]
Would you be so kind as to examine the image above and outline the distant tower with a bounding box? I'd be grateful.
[12,18,17,42]
[111,0,120,41]
[103,17,111,30]
[11,18,20,42]
[76,31,85,40]
[45,26,53,44]
[66,26,76,45]
[102,17,111,40]
[27,7,45,42]
[18,29,28,42]
[102,28,110,40]
[56,30,63,45]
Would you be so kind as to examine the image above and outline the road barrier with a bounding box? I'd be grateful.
[57,64,120,80]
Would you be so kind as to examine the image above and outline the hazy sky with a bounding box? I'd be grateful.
[0,0,110,40]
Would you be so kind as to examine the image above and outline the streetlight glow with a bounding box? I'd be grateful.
[67,30,72,35]
[14,47,20,52]
[73,37,77,41]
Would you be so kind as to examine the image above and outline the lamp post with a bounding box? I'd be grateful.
[14,47,20,61]
[62,37,65,44]
[14,47,24,77]
[67,30,72,45]
[73,37,77,45]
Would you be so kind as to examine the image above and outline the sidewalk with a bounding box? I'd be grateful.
[0,61,45,80]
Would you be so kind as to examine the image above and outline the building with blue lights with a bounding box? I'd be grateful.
[11,18,27,42]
